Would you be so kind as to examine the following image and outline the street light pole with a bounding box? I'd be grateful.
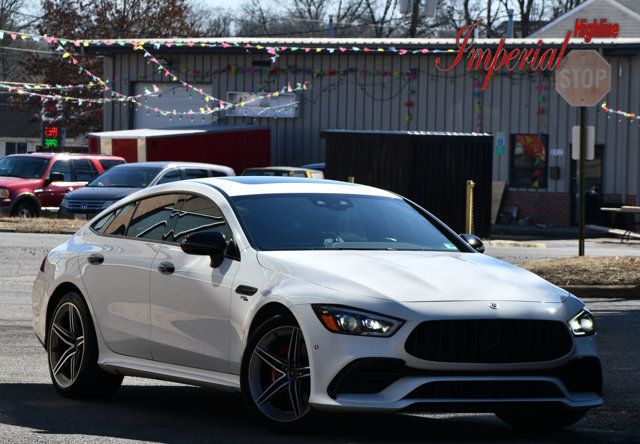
[579,106,586,256]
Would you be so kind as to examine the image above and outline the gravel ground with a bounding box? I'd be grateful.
[0,233,638,443]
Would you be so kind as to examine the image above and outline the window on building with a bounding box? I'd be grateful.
[5,142,28,155]
[510,134,548,189]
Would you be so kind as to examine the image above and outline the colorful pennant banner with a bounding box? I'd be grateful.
[600,102,640,122]
[0,28,458,59]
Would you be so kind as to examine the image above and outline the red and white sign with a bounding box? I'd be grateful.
[555,50,611,107]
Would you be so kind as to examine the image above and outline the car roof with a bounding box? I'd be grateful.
[111,161,234,172]
[5,153,122,160]
[244,166,313,172]
[192,176,397,198]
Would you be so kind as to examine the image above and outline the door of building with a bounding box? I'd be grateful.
[570,145,604,225]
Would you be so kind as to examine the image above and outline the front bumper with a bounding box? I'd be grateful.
[290,300,603,413]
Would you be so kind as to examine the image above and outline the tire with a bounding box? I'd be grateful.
[47,291,123,398]
[241,315,314,431]
[12,200,37,218]
[495,408,588,431]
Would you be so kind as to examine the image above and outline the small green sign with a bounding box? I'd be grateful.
[495,132,506,156]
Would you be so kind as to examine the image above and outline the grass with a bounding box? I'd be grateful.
[523,256,640,286]
[0,217,84,234]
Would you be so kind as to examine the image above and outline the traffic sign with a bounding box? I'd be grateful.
[556,50,611,107]
[572,125,595,160]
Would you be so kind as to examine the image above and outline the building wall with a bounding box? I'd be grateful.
[104,49,640,225]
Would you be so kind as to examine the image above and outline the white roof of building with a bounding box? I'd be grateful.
[87,36,640,48]
[89,125,262,139]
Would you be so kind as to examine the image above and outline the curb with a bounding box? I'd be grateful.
[562,285,640,299]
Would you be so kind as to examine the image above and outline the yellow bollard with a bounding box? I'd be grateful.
[465,180,475,234]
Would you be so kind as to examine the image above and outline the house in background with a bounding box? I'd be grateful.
[532,0,640,38]
[0,96,40,156]
[0,97,88,157]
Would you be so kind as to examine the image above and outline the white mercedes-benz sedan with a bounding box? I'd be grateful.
[32,177,602,430]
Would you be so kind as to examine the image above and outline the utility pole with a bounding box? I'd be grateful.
[328,15,334,38]
[409,0,420,38]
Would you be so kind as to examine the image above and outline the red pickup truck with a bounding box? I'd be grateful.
[0,153,125,217]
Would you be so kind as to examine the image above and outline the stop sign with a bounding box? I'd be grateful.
[556,50,611,107]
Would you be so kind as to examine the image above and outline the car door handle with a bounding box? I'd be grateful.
[87,254,104,265]
[158,261,175,275]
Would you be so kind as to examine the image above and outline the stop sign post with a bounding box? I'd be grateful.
[555,50,611,256]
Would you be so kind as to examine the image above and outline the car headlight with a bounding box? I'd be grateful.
[568,309,596,336]
[101,200,116,209]
[312,304,404,337]
[0,188,9,199]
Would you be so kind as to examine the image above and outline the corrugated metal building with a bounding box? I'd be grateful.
[91,36,640,226]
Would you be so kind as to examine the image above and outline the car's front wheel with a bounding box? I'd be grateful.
[495,408,588,430]
[47,292,123,398]
[241,315,313,430]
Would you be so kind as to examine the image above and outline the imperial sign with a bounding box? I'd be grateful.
[555,50,611,107]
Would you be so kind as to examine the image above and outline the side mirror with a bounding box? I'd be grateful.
[45,172,65,186]
[460,233,485,253]
[181,231,228,268]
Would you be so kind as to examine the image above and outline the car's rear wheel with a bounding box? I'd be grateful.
[495,408,588,430]
[12,201,37,218]
[47,292,123,398]
[241,315,313,431]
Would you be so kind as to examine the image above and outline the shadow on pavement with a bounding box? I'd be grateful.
[0,382,599,443]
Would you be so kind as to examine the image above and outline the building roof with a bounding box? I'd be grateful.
[532,0,640,38]
[88,124,264,139]
[85,36,640,53]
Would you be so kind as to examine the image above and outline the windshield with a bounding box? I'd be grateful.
[88,166,162,188]
[0,156,49,179]
[232,194,462,252]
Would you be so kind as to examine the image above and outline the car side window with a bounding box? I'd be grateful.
[183,168,210,180]
[210,169,228,177]
[171,194,231,244]
[93,203,137,236]
[72,159,96,182]
[50,160,73,181]
[127,194,182,241]
[156,169,182,185]
[99,159,125,170]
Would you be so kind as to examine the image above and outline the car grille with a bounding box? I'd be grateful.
[64,199,106,211]
[327,357,602,398]
[405,319,573,363]
[405,380,564,400]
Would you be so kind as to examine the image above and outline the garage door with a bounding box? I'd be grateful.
[133,82,214,129]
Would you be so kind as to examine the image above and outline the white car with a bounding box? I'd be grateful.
[32,177,602,430]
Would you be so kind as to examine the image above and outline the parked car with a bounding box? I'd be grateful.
[301,162,325,172]
[242,166,324,179]
[59,161,235,219]
[33,177,601,431]
[0,153,125,217]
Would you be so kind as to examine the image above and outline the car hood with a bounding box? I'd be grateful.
[257,250,569,303]
[0,176,41,189]
[64,186,142,201]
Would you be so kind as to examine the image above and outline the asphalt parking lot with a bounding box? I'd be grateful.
[0,232,639,443]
